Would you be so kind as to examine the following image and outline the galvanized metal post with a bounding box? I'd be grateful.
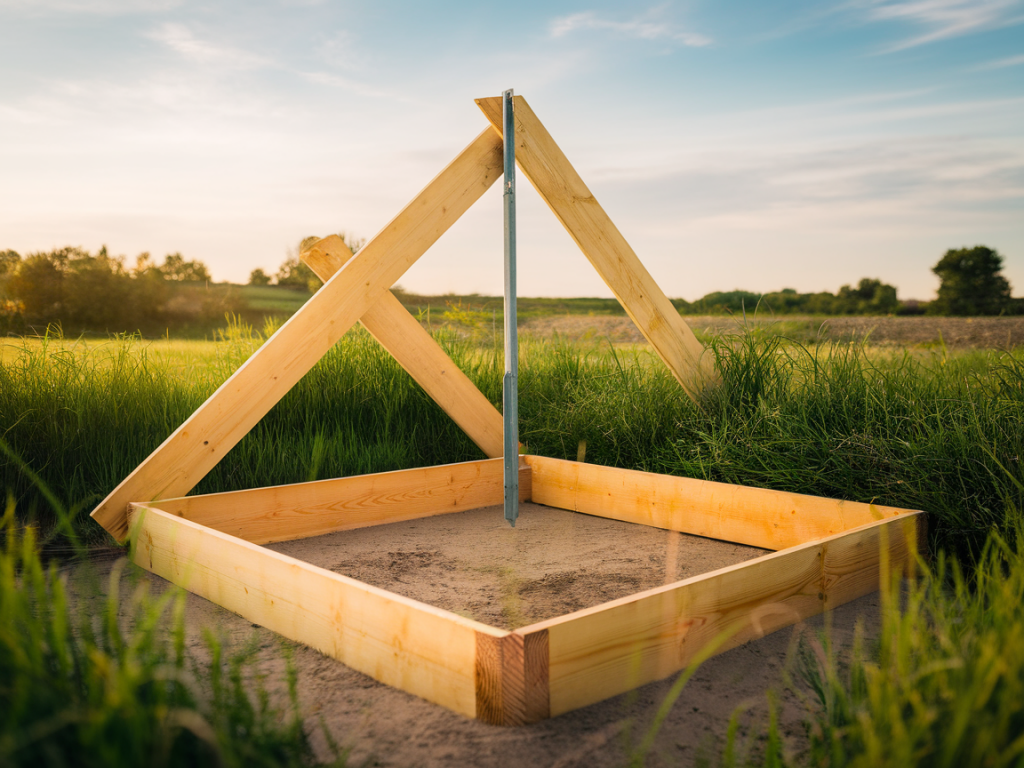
[502,89,519,528]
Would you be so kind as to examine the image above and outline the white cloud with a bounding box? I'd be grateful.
[314,30,363,72]
[0,0,179,13]
[145,22,271,70]
[973,52,1024,69]
[299,71,421,103]
[858,0,1024,51]
[549,8,711,47]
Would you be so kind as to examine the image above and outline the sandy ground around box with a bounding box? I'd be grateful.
[73,505,885,767]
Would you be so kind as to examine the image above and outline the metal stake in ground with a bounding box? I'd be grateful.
[502,88,519,528]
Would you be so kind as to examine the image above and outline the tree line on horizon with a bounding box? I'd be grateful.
[0,246,240,336]
[0,243,1018,336]
[675,247,1019,318]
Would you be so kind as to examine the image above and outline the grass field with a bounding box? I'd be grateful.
[237,285,312,314]
[3,318,1021,555]
[2,317,1023,766]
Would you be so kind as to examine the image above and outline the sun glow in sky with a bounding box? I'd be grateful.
[1,0,1022,300]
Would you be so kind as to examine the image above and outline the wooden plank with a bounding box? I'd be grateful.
[92,128,504,542]
[821,512,922,608]
[473,628,550,726]
[476,95,716,400]
[534,536,824,716]
[474,632,505,725]
[143,458,533,545]
[526,455,915,551]
[301,236,504,459]
[516,629,551,724]
[128,505,505,719]
[521,513,922,717]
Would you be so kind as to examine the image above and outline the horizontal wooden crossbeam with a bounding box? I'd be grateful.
[526,456,913,551]
[129,504,503,719]
[513,512,923,717]
[140,458,531,545]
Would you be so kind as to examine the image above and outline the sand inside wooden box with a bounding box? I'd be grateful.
[266,502,769,631]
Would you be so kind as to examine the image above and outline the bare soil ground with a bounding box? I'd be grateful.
[91,504,884,767]
[521,314,1024,348]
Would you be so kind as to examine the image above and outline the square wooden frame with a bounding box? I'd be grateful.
[127,456,924,725]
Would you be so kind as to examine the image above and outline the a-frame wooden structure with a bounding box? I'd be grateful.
[93,96,924,725]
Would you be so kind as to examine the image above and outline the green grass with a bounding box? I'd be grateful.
[237,285,312,314]
[0,324,490,545]
[391,291,628,322]
[693,515,1024,768]
[2,323,1022,559]
[795,523,1024,767]
[0,497,338,767]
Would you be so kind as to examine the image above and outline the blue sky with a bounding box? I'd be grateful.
[1,0,1022,301]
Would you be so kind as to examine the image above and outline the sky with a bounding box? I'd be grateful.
[1,0,1022,301]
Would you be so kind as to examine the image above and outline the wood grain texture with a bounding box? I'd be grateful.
[518,629,551,724]
[129,505,504,718]
[92,129,504,542]
[526,455,916,551]
[821,513,922,608]
[474,628,550,725]
[474,632,505,725]
[147,459,532,545]
[519,512,923,717]
[476,95,716,400]
[301,235,505,459]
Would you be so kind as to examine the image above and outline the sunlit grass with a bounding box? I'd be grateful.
[0,494,340,767]
[2,321,1022,559]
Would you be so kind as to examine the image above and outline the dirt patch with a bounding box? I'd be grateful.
[268,504,765,630]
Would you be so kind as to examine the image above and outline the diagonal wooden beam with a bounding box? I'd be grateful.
[476,96,717,401]
[300,236,503,458]
[91,128,504,542]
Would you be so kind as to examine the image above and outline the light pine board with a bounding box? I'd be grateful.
[526,455,915,551]
[476,95,716,400]
[129,504,507,719]
[145,458,532,545]
[519,513,923,716]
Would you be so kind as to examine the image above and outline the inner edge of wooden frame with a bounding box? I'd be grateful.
[129,490,924,634]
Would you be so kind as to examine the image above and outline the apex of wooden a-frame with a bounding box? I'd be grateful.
[476,95,719,400]
[90,93,715,546]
